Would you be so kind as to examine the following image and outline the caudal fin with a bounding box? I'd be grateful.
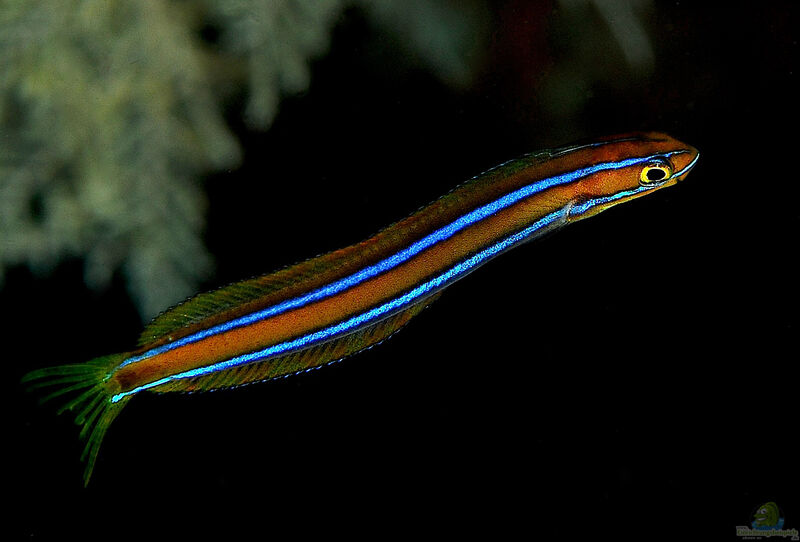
[22,353,130,486]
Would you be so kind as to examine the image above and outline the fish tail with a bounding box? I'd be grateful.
[22,353,130,486]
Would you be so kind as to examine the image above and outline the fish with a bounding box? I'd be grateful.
[22,131,699,485]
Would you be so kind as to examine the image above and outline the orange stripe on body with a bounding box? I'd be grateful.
[112,182,580,392]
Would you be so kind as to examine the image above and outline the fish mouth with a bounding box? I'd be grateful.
[670,150,700,181]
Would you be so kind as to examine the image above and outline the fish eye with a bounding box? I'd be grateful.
[639,159,673,186]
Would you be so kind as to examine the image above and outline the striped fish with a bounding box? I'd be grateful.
[23,132,699,485]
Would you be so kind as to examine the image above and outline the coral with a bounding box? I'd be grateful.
[206,0,346,129]
[0,0,239,319]
[0,0,486,320]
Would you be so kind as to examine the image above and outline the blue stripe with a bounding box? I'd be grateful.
[111,208,568,402]
[671,151,700,179]
[568,187,647,217]
[118,152,666,371]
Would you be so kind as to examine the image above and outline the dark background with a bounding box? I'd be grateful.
[7,2,797,539]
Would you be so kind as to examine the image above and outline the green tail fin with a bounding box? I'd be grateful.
[22,353,130,486]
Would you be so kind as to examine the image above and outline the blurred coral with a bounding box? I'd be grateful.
[0,0,486,320]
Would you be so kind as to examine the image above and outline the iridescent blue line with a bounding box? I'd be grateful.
[111,209,567,402]
[671,151,700,179]
[568,187,646,217]
[119,151,666,371]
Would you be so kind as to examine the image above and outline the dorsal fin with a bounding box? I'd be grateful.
[137,150,552,348]
[137,225,418,347]
[138,267,315,347]
[137,215,427,347]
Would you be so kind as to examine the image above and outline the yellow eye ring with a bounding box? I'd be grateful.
[640,160,673,186]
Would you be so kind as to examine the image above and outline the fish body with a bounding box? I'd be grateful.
[24,132,699,485]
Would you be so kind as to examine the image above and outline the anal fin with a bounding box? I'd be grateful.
[150,292,443,394]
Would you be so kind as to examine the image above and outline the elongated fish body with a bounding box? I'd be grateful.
[24,132,699,485]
